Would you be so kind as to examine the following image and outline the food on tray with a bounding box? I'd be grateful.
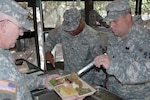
[74,79,83,88]
[70,72,83,88]
[49,76,72,86]
[70,72,78,80]
[56,77,71,85]
[49,72,96,99]
[59,85,78,97]
[76,87,91,95]
[49,78,57,86]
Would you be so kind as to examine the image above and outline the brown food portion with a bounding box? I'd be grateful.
[70,72,83,88]
[70,72,92,95]
[70,72,78,80]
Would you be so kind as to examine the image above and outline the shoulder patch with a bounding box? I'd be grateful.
[0,80,17,94]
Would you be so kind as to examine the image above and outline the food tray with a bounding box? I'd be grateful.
[49,74,96,99]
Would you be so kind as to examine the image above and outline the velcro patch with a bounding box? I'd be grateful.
[0,80,17,94]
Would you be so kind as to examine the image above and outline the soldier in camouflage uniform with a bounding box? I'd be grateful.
[45,8,106,86]
[80,9,109,28]
[94,0,150,100]
[80,1,108,29]
[0,0,63,100]
[80,7,110,58]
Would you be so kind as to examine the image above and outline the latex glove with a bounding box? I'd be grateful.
[44,74,60,88]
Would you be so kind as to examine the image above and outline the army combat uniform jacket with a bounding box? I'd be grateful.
[45,24,106,86]
[0,49,45,100]
[107,23,150,100]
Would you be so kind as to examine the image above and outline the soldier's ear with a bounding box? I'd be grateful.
[126,13,132,22]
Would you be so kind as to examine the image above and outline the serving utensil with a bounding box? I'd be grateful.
[77,61,94,76]
[77,53,107,77]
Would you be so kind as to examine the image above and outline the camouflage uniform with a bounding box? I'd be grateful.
[133,15,145,27]
[80,9,103,26]
[0,49,46,100]
[0,0,45,100]
[80,9,109,28]
[107,23,150,100]
[105,0,150,99]
[80,9,110,53]
[45,8,106,86]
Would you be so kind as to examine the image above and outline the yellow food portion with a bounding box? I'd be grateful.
[60,86,78,97]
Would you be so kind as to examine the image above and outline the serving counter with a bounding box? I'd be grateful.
[31,69,124,100]
[15,59,123,100]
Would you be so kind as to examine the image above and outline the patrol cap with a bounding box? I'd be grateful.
[62,8,81,31]
[104,0,131,22]
[0,0,32,30]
